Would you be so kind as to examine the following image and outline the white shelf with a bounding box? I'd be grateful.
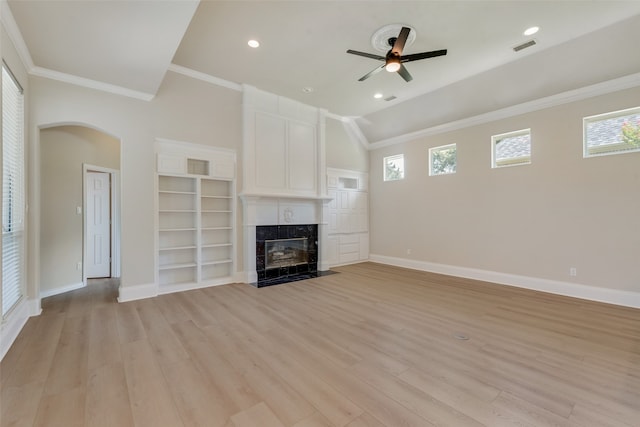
[157,173,235,289]
[201,259,232,266]
[159,190,196,195]
[202,243,232,248]
[159,262,197,271]
[159,245,197,251]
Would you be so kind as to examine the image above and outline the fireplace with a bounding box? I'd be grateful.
[266,238,309,269]
[255,224,318,287]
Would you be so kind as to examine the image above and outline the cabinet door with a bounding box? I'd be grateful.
[157,154,186,174]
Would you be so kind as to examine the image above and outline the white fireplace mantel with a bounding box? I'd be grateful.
[240,85,333,284]
[240,193,332,283]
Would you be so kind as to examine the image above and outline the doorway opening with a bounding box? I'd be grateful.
[38,124,121,298]
[83,165,120,281]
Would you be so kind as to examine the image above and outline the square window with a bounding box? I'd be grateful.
[584,106,640,157]
[383,154,404,181]
[429,144,456,176]
[492,129,531,168]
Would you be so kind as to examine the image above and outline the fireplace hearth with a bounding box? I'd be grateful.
[255,225,318,287]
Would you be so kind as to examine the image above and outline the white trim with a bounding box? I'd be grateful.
[158,277,233,296]
[83,164,121,282]
[369,72,640,150]
[39,282,85,299]
[168,63,243,92]
[369,254,640,309]
[0,0,35,70]
[341,117,370,148]
[0,297,40,362]
[117,283,158,303]
[30,67,155,101]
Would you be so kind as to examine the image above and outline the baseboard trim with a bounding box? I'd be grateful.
[369,254,640,309]
[1,297,40,362]
[157,277,234,296]
[40,282,85,298]
[117,282,158,303]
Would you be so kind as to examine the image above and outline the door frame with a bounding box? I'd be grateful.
[83,164,120,284]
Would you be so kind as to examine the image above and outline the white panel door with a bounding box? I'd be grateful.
[86,172,111,278]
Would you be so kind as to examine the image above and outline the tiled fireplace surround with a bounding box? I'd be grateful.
[240,196,330,286]
[255,224,318,287]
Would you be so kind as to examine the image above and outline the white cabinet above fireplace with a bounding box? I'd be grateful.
[242,85,328,199]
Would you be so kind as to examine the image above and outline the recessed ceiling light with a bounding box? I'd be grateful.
[248,39,260,48]
[302,87,314,93]
[523,26,539,36]
[374,93,383,99]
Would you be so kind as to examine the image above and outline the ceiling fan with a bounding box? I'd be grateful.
[347,26,447,82]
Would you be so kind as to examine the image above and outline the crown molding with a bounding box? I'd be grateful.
[168,63,242,92]
[1,0,35,69]
[2,1,155,101]
[30,67,155,101]
[368,72,640,150]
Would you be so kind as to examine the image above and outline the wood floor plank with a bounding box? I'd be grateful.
[0,381,44,427]
[2,265,639,427]
[115,301,146,344]
[85,363,134,427]
[87,305,121,371]
[161,359,235,427]
[120,340,184,427]
[3,313,65,387]
[42,314,90,396]
[230,401,286,427]
[33,386,86,427]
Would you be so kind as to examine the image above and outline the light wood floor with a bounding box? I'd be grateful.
[2,263,639,427]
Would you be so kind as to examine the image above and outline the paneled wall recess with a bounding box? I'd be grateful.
[242,84,328,198]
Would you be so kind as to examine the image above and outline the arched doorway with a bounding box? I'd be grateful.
[39,124,121,297]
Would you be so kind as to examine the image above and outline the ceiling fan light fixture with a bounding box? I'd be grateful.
[385,60,401,72]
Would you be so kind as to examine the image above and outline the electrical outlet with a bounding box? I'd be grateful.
[569,267,577,277]
[76,262,82,270]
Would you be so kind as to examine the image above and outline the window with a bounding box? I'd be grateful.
[492,128,531,168]
[429,144,456,176]
[584,106,640,157]
[383,154,404,181]
[2,64,25,317]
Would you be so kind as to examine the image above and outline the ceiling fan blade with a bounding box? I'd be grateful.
[358,64,385,81]
[391,26,411,55]
[397,64,413,82]
[346,49,385,61]
[401,49,448,62]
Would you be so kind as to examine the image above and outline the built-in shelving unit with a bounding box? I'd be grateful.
[325,168,369,267]
[156,140,236,293]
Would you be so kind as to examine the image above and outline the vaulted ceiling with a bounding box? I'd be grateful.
[6,1,640,144]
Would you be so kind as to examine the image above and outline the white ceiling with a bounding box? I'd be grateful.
[7,1,640,143]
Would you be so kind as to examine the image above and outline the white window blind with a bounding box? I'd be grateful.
[2,64,25,317]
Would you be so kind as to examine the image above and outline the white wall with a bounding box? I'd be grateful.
[28,72,242,297]
[369,86,640,303]
[326,117,368,172]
